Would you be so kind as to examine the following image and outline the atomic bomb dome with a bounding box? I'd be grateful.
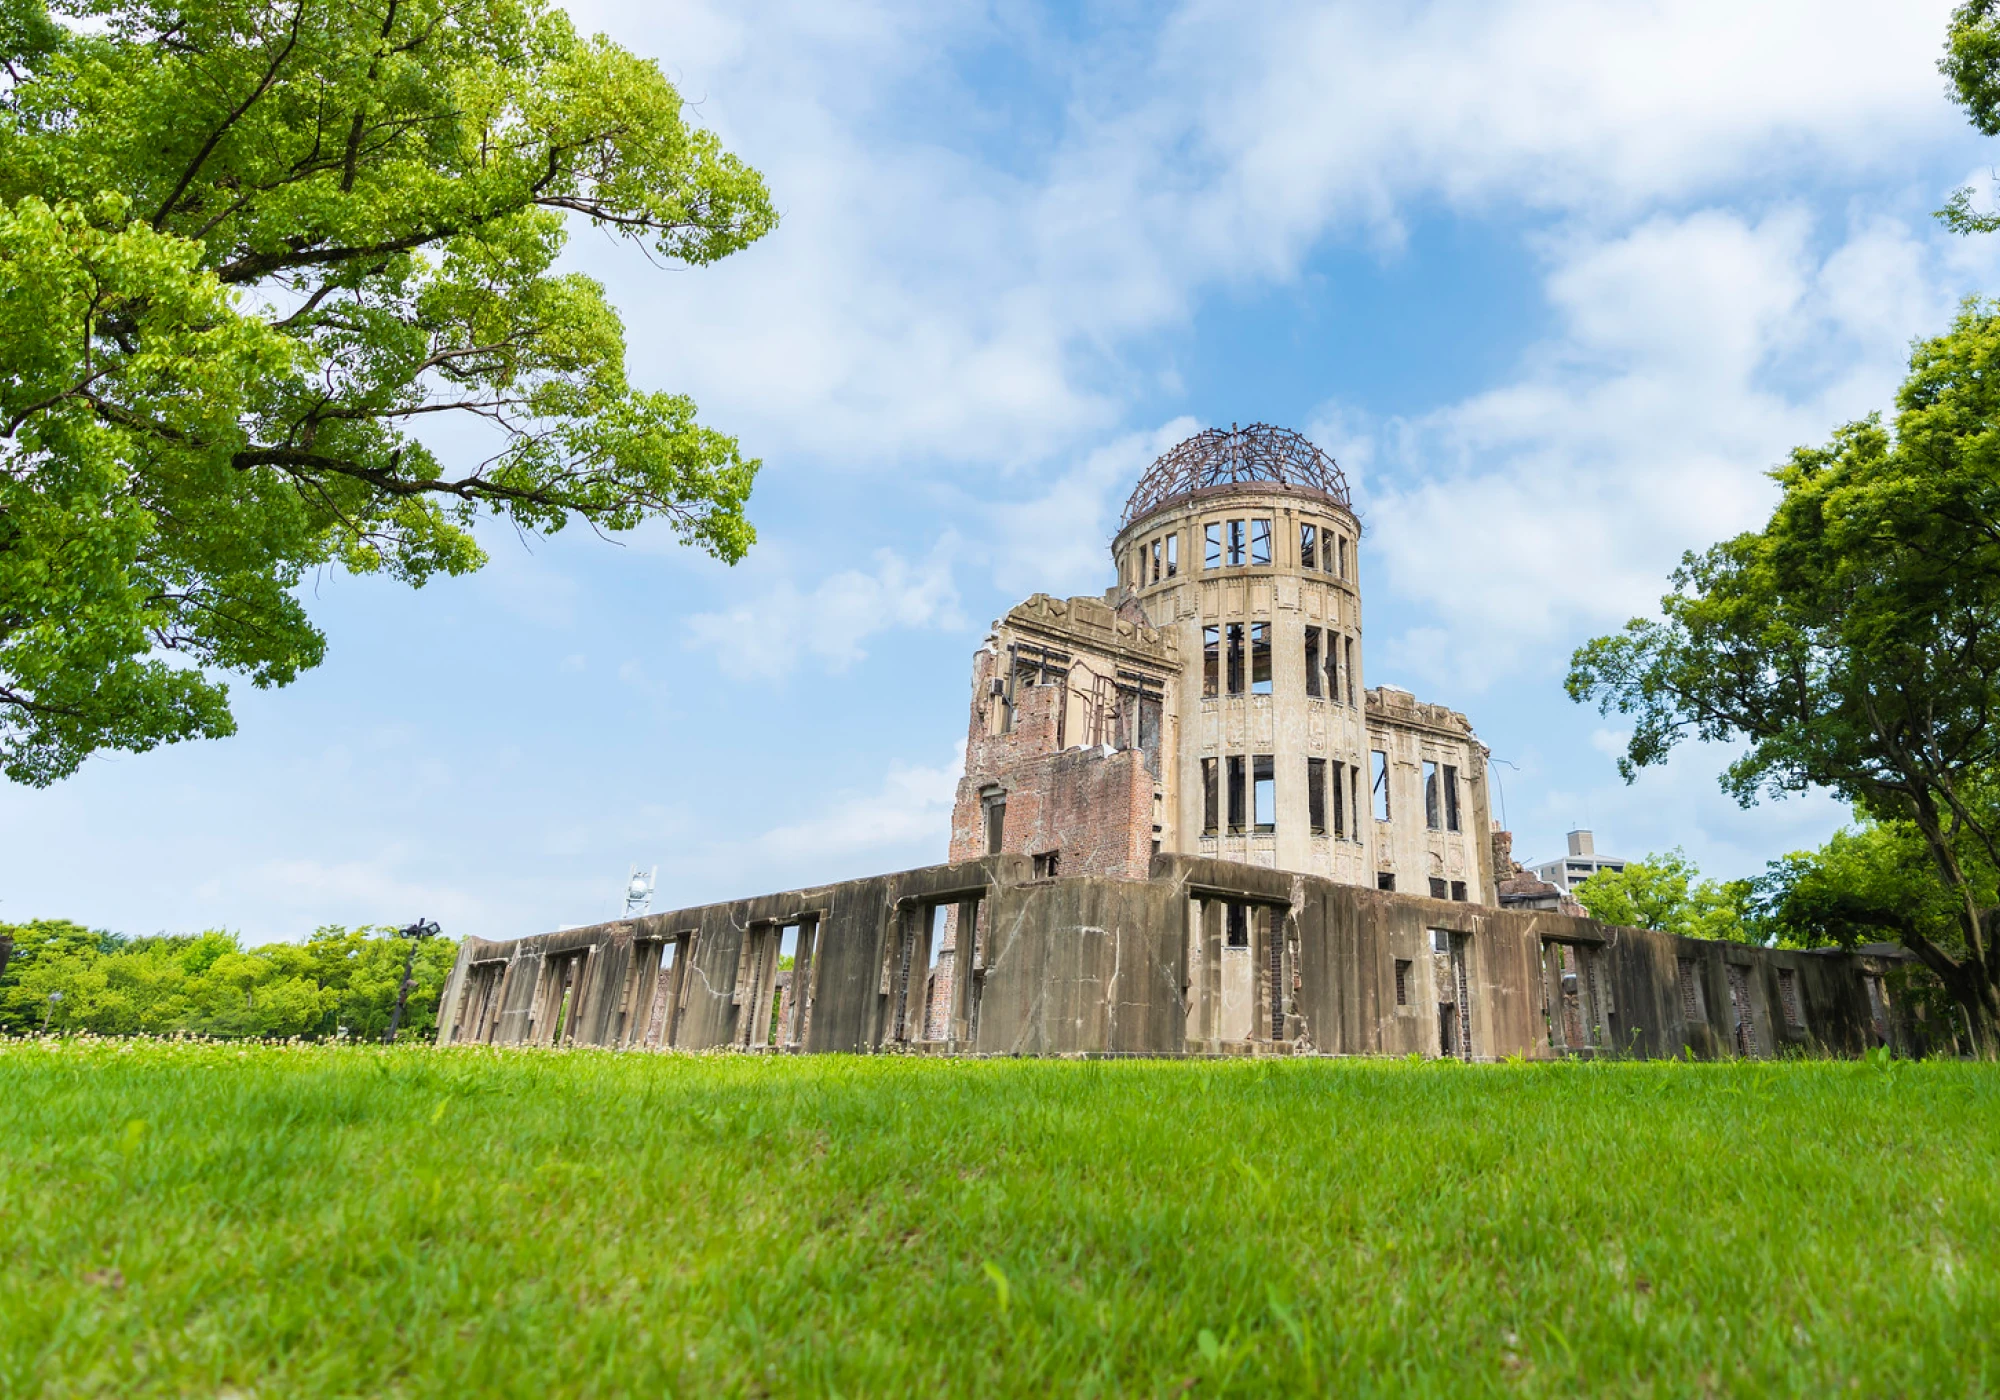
[1121,422,1353,528]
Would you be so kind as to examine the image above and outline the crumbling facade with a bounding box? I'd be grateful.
[439,423,1938,1061]
[950,424,1495,909]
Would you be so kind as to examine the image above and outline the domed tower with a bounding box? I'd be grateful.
[1110,424,1373,882]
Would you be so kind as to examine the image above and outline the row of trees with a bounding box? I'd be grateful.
[0,919,459,1039]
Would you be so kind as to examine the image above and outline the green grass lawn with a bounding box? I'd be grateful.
[2,1042,1996,1398]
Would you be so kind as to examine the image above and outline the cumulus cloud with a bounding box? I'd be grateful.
[683,535,965,679]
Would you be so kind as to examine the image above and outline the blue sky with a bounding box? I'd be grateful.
[7,0,2000,940]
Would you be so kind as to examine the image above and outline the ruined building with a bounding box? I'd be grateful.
[437,425,1930,1060]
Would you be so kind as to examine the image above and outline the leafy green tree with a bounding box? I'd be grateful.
[0,0,776,784]
[1941,1,2000,232]
[1572,849,1758,943]
[1569,305,2000,1050]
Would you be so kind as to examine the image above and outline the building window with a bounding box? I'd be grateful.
[1678,958,1705,1023]
[1205,522,1223,569]
[1033,850,1060,878]
[984,795,1006,855]
[1431,928,1451,953]
[1203,626,1220,697]
[1371,749,1390,821]
[1325,630,1340,702]
[1377,872,1396,892]
[1332,759,1346,838]
[1443,764,1461,832]
[1225,622,1245,694]
[1165,533,1178,578]
[1304,627,1322,698]
[1300,522,1318,570]
[1344,636,1356,704]
[1226,902,1249,948]
[1226,755,1246,833]
[1253,754,1275,832]
[1250,518,1272,565]
[1336,535,1348,578]
[1451,880,1468,902]
[1226,519,1246,567]
[1423,760,1442,831]
[1201,757,1219,835]
[1351,764,1362,838]
[1249,623,1272,695]
[1778,968,1804,1029]
[1429,876,1449,900]
[1308,757,1327,834]
[1395,959,1412,1006]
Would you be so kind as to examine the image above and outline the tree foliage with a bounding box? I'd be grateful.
[0,917,458,1038]
[1572,849,1757,944]
[1941,1,2000,232]
[0,0,776,784]
[1568,304,2000,1049]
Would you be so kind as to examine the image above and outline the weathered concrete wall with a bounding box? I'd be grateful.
[439,855,1931,1060]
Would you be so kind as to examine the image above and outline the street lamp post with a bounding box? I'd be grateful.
[385,918,442,1044]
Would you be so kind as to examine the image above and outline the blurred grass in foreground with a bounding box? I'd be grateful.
[2,1041,1995,1397]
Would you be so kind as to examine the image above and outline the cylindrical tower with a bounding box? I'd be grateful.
[1110,425,1373,884]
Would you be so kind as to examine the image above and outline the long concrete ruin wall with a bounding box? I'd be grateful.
[437,854,1918,1060]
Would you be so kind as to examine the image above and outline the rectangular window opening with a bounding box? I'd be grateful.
[1226,902,1249,949]
[1332,759,1346,839]
[1253,754,1275,832]
[1336,536,1348,578]
[1325,631,1340,702]
[1300,522,1318,570]
[1149,538,1161,584]
[1205,522,1223,569]
[1202,625,1220,697]
[1032,850,1061,879]
[1307,757,1327,834]
[1395,959,1411,1007]
[1423,760,1442,831]
[1778,968,1804,1029]
[1344,636,1356,704]
[1451,880,1468,902]
[1678,958,1705,1024]
[1429,876,1449,900]
[1202,757,1219,835]
[1250,518,1272,566]
[1226,622,1245,695]
[1443,764,1461,832]
[1371,749,1390,822]
[1227,755,1246,834]
[1377,872,1396,892]
[1304,627,1322,698]
[1226,519,1246,567]
[984,796,1006,855]
[1165,533,1179,577]
[1250,623,1272,695]
[1351,766,1362,839]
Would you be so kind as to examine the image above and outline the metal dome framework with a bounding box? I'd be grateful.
[1120,423,1353,529]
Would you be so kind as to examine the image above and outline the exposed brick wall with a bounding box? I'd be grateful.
[949,647,1157,880]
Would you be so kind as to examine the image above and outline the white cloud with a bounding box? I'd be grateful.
[683,534,965,679]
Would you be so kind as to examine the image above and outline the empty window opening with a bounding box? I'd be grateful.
[1678,958,1705,1025]
[1431,928,1452,954]
[763,923,803,1048]
[1165,533,1178,577]
[1227,519,1247,567]
[1429,876,1449,900]
[1249,623,1272,695]
[1300,522,1318,570]
[1395,959,1412,1006]
[1371,750,1391,821]
[1726,963,1758,1055]
[1443,764,1461,831]
[1307,757,1327,834]
[1438,1002,1458,1057]
[1423,760,1442,831]
[1332,759,1347,839]
[1253,755,1276,832]
[614,940,666,1048]
[1305,627,1322,698]
[1864,973,1889,1045]
[1324,629,1340,700]
[1149,538,1162,584]
[1344,636,1356,704]
[1226,902,1249,949]
[1350,765,1363,838]
[1227,755,1247,834]
[1202,757,1219,835]
[1778,968,1804,1030]
[1250,518,1272,565]
[1336,535,1348,578]
[984,794,1006,855]
[1032,850,1061,879]
[1203,625,1221,697]
[1377,872,1396,892]
[1451,880,1468,902]
[1226,623,1245,694]
[1205,522,1223,569]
